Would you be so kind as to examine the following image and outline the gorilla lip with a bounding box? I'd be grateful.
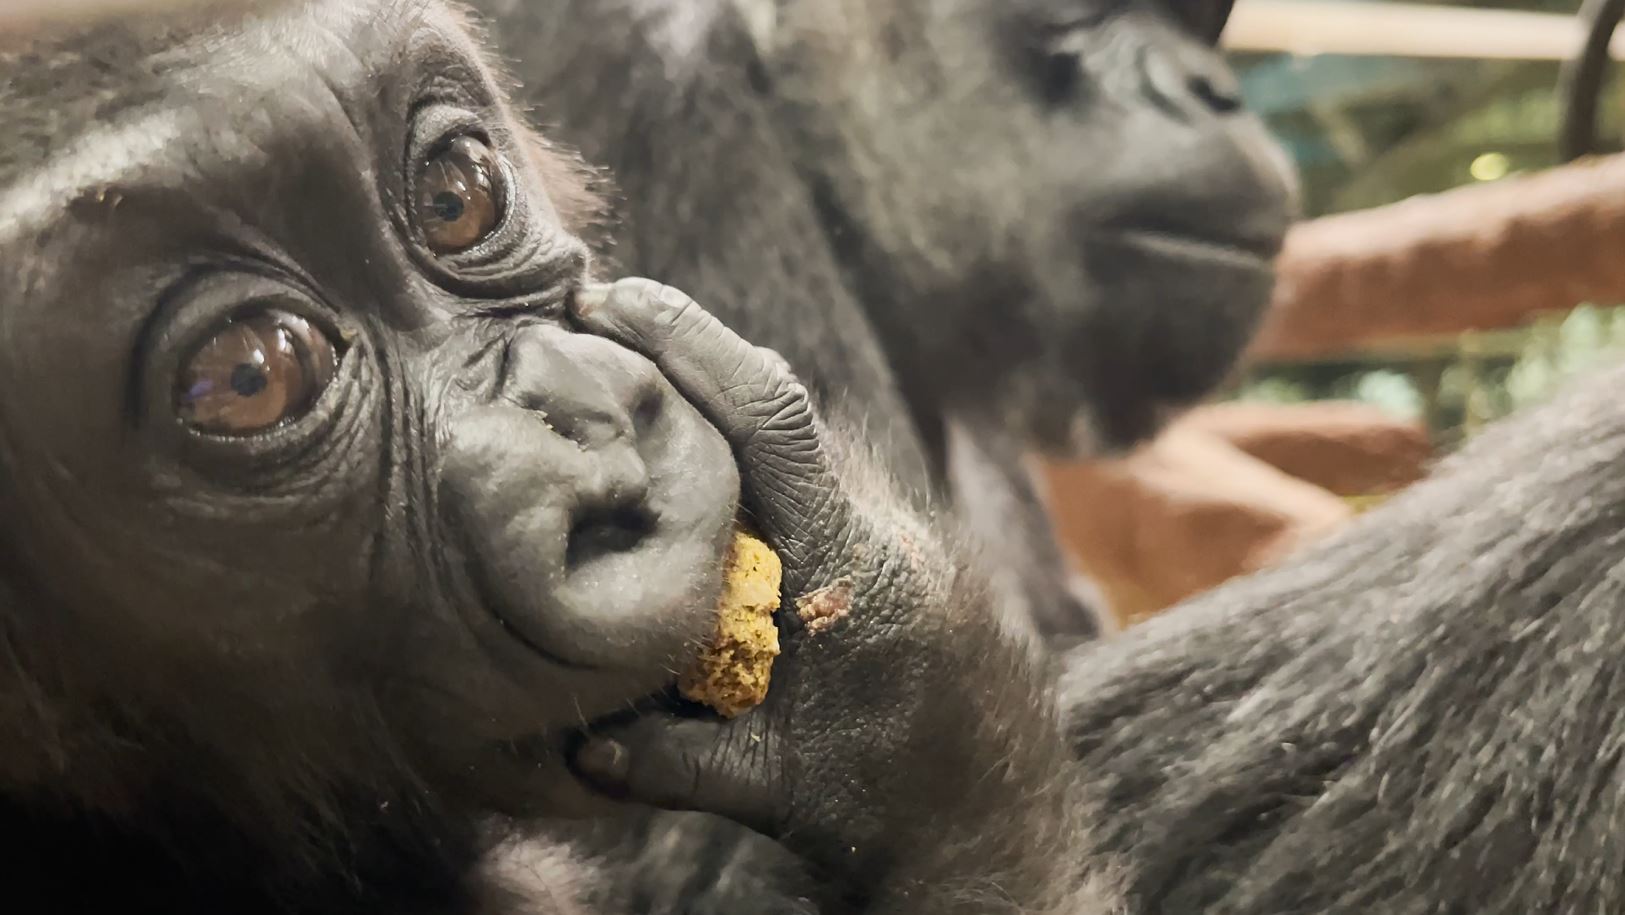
[466,559,599,672]
[1107,227,1278,267]
[1098,213,1284,266]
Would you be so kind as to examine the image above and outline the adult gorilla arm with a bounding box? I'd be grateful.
[1060,361,1625,913]
[567,279,1107,914]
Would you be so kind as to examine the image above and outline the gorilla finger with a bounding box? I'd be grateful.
[573,280,851,543]
[570,715,781,836]
[572,279,799,443]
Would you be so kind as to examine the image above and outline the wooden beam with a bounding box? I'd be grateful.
[1250,153,1625,362]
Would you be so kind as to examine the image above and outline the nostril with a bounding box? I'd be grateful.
[632,385,663,437]
[1038,49,1084,106]
[566,505,656,570]
[1188,74,1241,114]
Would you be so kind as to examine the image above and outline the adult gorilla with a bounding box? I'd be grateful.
[470,0,1298,642]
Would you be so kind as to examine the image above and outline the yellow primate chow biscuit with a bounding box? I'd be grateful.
[678,530,783,718]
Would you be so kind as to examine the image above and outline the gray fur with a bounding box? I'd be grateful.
[1063,359,1625,912]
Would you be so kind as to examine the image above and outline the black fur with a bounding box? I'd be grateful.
[42,3,1603,915]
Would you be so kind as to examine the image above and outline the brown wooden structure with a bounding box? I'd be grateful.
[1252,152,1625,361]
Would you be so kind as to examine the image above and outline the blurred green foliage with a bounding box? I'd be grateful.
[1230,1,1625,446]
[1231,303,1625,448]
[1236,0,1625,217]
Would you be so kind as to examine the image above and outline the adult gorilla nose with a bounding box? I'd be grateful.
[1090,121,1297,262]
[435,325,736,674]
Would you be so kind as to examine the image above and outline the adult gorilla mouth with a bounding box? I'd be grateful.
[1062,218,1284,451]
[1113,227,1276,268]
[1101,213,1285,267]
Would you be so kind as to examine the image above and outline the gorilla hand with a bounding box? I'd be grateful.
[567,279,1094,913]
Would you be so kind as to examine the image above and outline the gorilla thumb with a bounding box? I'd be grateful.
[571,714,782,835]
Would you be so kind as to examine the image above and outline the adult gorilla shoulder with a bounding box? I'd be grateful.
[468,0,1298,640]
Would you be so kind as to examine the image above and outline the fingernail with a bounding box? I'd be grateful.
[572,284,611,319]
[574,737,631,786]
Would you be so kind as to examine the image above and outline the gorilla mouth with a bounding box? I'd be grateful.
[1059,217,1283,452]
[564,504,656,569]
[466,503,659,671]
[450,479,736,684]
[451,500,653,672]
[466,557,600,671]
[1101,216,1283,267]
[1114,227,1274,267]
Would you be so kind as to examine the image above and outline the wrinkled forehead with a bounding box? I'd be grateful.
[0,0,486,238]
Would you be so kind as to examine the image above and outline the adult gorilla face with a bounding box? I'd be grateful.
[755,0,1298,452]
[0,0,737,812]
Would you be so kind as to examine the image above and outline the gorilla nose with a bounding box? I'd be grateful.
[497,322,655,451]
[1144,34,1246,122]
[435,324,728,674]
[488,325,660,562]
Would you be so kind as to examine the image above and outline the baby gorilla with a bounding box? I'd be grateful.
[0,2,1088,912]
[1,1,736,908]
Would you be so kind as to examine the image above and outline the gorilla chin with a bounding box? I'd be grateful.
[1040,226,1279,456]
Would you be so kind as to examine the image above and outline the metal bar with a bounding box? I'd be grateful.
[1225,0,1625,61]
[0,0,254,33]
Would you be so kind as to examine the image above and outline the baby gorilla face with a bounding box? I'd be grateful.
[0,1,737,807]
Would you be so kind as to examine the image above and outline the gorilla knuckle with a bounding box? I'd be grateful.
[652,281,695,311]
[761,379,815,435]
[604,278,704,346]
[610,275,664,301]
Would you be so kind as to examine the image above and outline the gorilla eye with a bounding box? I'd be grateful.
[175,311,339,436]
[416,135,504,254]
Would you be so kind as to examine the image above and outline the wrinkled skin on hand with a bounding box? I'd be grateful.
[567,279,1094,913]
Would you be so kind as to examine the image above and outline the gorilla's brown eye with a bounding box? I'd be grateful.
[416,135,504,254]
[175,311,339,435]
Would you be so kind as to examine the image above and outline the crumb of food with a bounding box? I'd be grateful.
[795,578,853,635]
[677,530,783,718]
